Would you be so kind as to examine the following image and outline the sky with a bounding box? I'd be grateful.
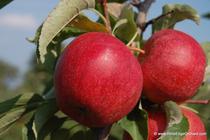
[0,0,210,75]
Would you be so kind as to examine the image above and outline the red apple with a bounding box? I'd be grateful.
[139,29,206,103]
[182,108,207,140]
[147,110,167,140]
[123,108,207,140]
[123,110,166,140]
[54,32,143,127]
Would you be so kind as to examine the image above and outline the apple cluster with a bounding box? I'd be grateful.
[54,29,207,139]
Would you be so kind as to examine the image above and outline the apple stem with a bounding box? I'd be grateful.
[102,0,112,34]
[94,125,112,140]
[185,99,209,104]
[128,45,145,54]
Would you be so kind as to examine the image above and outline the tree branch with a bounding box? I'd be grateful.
[102,0,112,34]
[131,0,155,34]
[142,10,174,32]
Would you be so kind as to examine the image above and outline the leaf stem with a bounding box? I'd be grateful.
[126,31,138,46]
[126,31,145,54]
[128,46,145,54]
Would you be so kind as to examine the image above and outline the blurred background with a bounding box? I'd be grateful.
[0,0,209,140]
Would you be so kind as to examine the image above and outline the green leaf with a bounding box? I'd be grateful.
[34,99,58,133]
[153,4,200,33]
[22,116,36,140]
[0,93,44,135]
[33,15,105,73]
[0,93,43,116]
[160,101,189,140]
[36,110,97,140]
[164,101,183,126]
[0,0,13,9]
[38,0,95,63]
[112,19,127,34]
[0,108,25,135]
[109,123,124,140]
[115,4,137,43]
[37,116,67,140]
[119,108,148,140]
[52,119,96,140]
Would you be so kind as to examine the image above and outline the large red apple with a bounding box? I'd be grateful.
[139,29,206,103]
[123,108,207,140]
[54,32,143,127]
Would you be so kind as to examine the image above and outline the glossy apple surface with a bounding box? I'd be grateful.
[54,32,143,127]
[139,29,206,103]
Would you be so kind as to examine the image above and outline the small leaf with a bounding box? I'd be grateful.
[68,14,108,32]
[38,0,95,63]
[119,108,148,140]
[164,101,183,127]
[160,101,189,140]
[115,4,137,43]
[0,0,13,9]
[153,4,200,33]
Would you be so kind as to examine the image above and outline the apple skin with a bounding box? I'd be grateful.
[139,29,206,103]
[123,110,166,140]
[153,108,207,140]
[54,32,143,127]
[182,108,207,140]
[123,108,207,140]
[147,110,167,140]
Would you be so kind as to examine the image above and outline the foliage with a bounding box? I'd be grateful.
[0,0,13,9]
[203,12,210,19]
[152,4,200,33]
[0,0,209,140]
